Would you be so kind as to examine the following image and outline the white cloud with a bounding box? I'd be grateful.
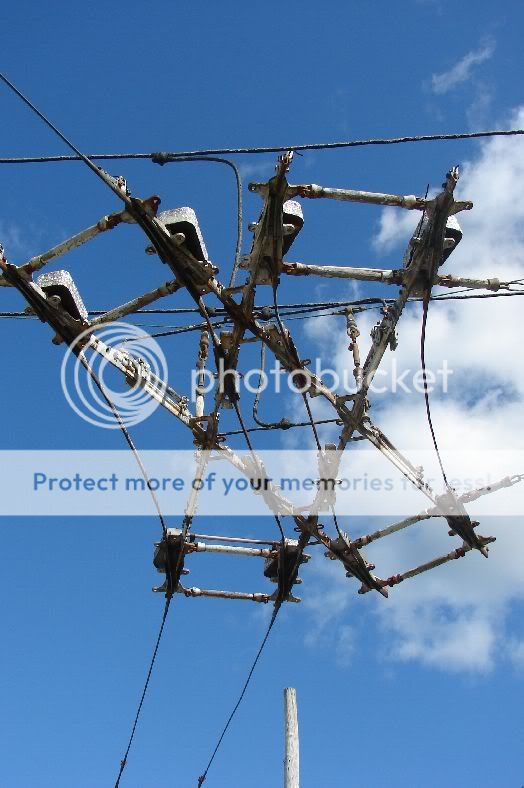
[508,639,524,670]
[431,39,496,95]
[466,84,493,130]
[372,206,419,254]
[0,221,26,258]
[302,107,524,673]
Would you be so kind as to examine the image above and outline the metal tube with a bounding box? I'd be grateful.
[289,183,426,209]
[178,586,272,603]
[185,532,278,545]
[285,182,473,213]
[87,334,202,435]
[354,474,524,548]
[29,212,127,272]
[353,514,432,548]
[0,211,130,287]
[384,545,473,587]
[90,280,181,327]
[188,542,273,558]
[248,181,429,210]
[282,261,507,292]
[283,261,399,283]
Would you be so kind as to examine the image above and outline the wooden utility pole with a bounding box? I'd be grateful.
[284,688,299,788]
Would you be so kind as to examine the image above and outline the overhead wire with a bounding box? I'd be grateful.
[5,291,524,323]
[1,128,524,165]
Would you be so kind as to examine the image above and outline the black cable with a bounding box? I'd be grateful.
[223,419,367,437]
[331,506,345,541]
[150,155,243,288]
[0,74,243,314]
[232,398,285,542]
[78,353,168,536]
[114,596,172,787]
[195,400,289,785]
[270,279,324,452]
[414,177,451,490]
[6,291,523,322]
[60,350,175,787]
[2,128,524,165]
[420,295,449,488]
[302,393,322,451]
[0,72,132,204]
[252,341,291,430]
[196,608,279,786]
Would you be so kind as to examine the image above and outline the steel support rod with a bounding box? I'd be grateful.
[250,181,429,210]
[282,262,507,292]
[284,688,299,788]
[0,210,131,287]
[178,586,273,603]
[353,514,432,548]
[183,532,279,546]
[89,280,181,327]
[283,261,399,284]
[354,474,524,548]
[377,539,494,591]
[186,542,274,558]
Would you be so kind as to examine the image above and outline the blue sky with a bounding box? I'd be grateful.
[2,2,524,787]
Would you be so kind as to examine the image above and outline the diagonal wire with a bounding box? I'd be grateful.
[78,353,168,536]
[196,608,279,786]
[0,72,131,203]
[114,595,173,787]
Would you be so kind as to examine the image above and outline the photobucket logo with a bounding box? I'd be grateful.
[190,357,454,400]
[61,322,168,429]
